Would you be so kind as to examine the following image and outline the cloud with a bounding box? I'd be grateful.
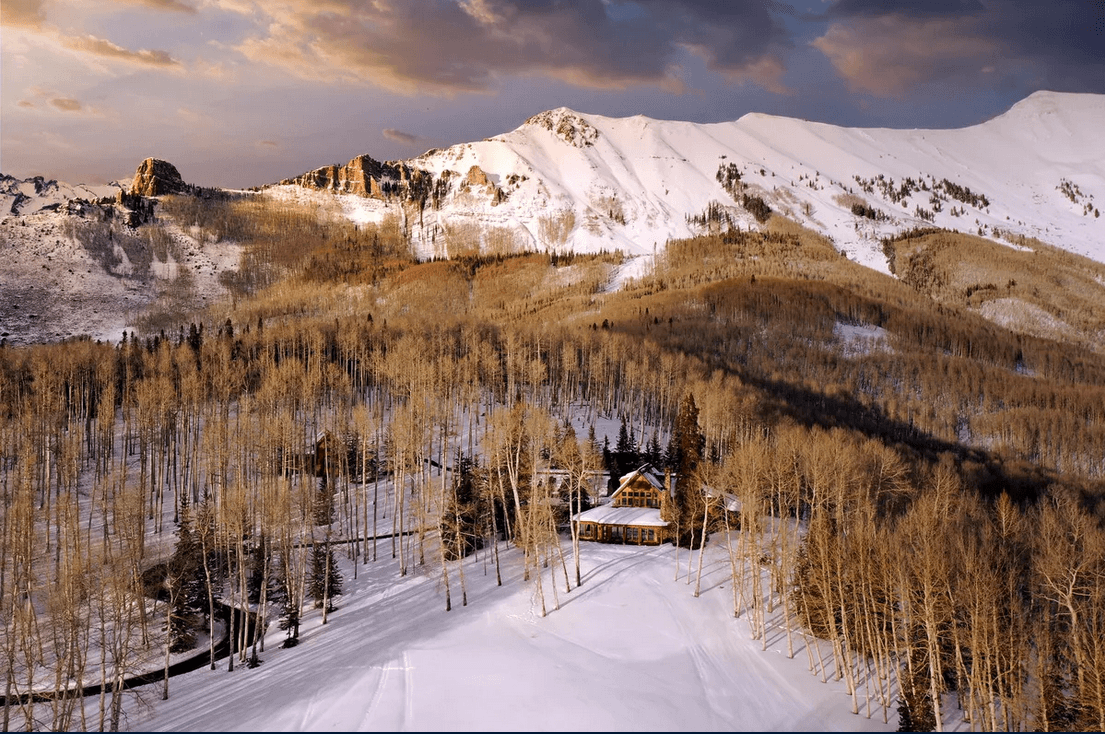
[3,1,182,70]
[812,16,997,97]
[61,34,180,67]
[826,0,985,18]
[382,128,420,144]
[229,0,793,95]
[49,97,84,112]
[18,99,38,109]
[814,0,1105,96]
[111,0,198,12]
[0,0,46,28]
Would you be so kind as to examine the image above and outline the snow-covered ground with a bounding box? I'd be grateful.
[125,541,894,732]
[833,321,891,358]
[0,210,239,345]
[286,91,1105,275]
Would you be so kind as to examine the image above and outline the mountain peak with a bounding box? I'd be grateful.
[522,108,599,148]
[130,158,187,197]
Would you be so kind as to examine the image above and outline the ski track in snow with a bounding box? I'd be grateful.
[117,541,900,732]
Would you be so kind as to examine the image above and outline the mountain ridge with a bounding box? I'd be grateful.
[269,90,1104,275]
[2,91,1103,346]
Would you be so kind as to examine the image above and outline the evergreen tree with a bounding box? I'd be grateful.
[314,476,335,526]
[616,418,634,456]
[274,553,300,648]
[309,545,342,612]
[167,496,206,652]
[441,453,483,561]
[247,533,272,605]
[663,393,706,548]
[611,417,641,480]
[645,431,663,466]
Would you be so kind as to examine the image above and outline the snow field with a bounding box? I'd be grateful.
[127,539,896,732]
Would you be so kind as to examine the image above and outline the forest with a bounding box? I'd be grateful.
[2,193,1105,731]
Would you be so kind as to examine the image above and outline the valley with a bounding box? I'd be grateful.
[2,92,1105,732]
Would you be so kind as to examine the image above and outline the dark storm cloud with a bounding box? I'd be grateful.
[993,0,1105,78]
[233,0,794,94]
[827,0,985,18]
[814,0,1105,96]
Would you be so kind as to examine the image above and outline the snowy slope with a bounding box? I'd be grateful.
[0,211,240,345]
[127,542,894,732]
[300,91,1104,275]
[0,174,127,215]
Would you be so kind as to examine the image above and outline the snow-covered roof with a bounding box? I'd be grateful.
[702,486,742,513]
[616,464,668,494]
[573,505,669,527]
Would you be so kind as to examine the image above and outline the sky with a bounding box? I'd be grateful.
[2,0,1102,188]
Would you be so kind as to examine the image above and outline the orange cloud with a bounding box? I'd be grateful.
[49,96,84,112]
[813,16,997,97]
[61,33,180,67]
[0,0,46,28]
[111,0,198,12]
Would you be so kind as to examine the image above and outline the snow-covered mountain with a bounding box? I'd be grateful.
[276,91,1105,274]
[0,174,127,216]
[1,91,1102,346]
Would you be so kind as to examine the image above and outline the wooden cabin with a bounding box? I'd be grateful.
[573,465,670,545]
[311,430,340,477]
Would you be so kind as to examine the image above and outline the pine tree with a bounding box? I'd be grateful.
[612,417,641,480]
[616,418,634,456]
[167,496,205,652]
[663,393,705,548]
[274,553,300,648]
[645,431,662,466]
[309,545,342,612]
[314,476,335,526]
[441,453,482,561]
[247,533,272,604]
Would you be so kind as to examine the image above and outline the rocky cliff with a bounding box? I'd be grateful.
[130,158,187,197]
[278,154,453,205]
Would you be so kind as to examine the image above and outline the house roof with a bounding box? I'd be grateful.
[704,486,742,513]
[572,505,669,527]
[615,464,670,495]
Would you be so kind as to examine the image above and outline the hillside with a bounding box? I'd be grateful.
[278,91,1105,273]
[2,91,1103,349]
[3,201,1105,731]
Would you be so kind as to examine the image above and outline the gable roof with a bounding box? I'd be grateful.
[614,464,670,497]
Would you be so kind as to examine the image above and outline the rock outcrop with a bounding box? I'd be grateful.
[279,154,441,202]
[523,108,599,148]
[129,158,187,197]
